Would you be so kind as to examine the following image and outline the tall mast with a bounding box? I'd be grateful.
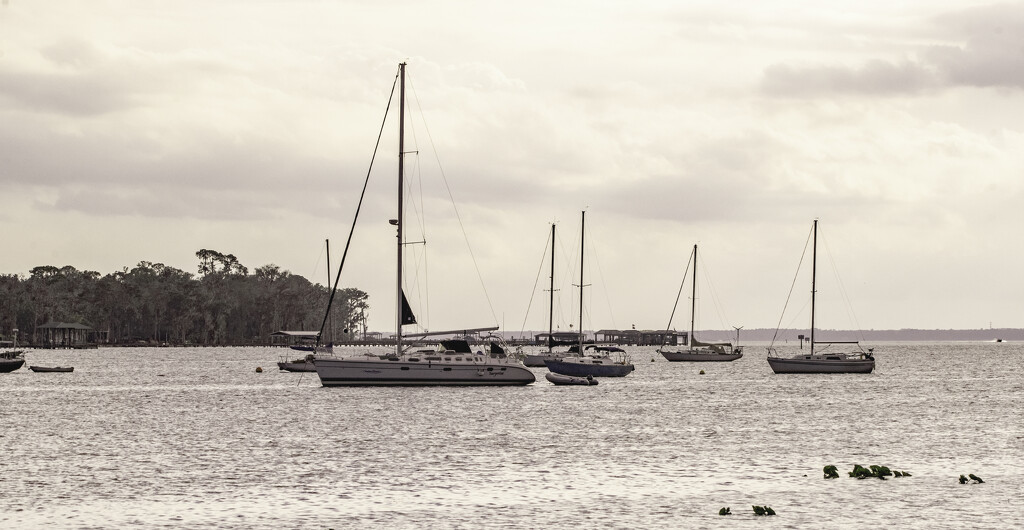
[810,219,817,355]
[548,223,555,354]
[690,244,697,348]
[326,238,331,344]
[578,211,585,351]
[395,62,407,354]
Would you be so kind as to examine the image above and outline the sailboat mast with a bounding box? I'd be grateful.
[690,244,697,348]
[395,62,407,355]
[578,211,585,351]
[548,223,555,354]
[810,219,817,355]
[326,238,331,344]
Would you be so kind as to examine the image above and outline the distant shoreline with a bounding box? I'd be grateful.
[502,328,1024,343]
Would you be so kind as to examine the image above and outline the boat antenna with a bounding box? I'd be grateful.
[315,65,401,347]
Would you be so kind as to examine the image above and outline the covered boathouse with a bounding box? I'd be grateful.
[36,321,104,349]
[595,329,686,346]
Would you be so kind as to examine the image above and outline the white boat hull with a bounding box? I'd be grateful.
[277,361,317,372]
[314,357,536,386]
[660,350,742,362]
[767,356,874,374]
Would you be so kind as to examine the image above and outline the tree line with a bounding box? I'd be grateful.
[0,249,368,346]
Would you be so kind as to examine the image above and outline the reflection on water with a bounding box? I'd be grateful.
[1,343,1022,528]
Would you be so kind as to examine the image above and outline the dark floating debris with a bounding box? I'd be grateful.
[831,466,913,482]
[752,505,776,516]
[718,507,731,516]
[844,464,910,479]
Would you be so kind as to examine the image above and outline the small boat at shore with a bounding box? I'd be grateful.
[29,366,74,373]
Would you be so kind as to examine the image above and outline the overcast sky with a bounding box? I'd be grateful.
[1,0,1022,334]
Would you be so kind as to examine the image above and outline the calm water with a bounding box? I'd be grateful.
[1,343,1022,528]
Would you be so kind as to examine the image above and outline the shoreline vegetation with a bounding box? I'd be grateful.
[0,250,368,348]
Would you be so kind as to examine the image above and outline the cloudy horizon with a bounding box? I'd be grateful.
[2,1,1022,333]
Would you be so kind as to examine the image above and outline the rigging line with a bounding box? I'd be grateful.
[310,243,327,288]
[696,248,729,330]
[316,67,400,345]
[662,248,695,346]
[820,230,866,343]
[407,73,499,325]
[518,225,553,335]
[769,225,813,348]
[562,217,583,328]
[587,224,617,330]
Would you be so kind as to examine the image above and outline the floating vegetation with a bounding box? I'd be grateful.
[823,465,839,479]
[718,507,731,516]
[846,464,909,479]
[752,505,776,516]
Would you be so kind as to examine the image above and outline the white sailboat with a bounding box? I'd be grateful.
[659,244,743,362]
[766,220,875,374]
[544,211,634,378]
[313,63,534,386]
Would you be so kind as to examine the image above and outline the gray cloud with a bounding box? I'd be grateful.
[761,60,940,97]
[760,2,1024,97]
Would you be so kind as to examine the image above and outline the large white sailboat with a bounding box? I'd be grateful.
[659,244,743,362]
[766,220,875,374]
[313,63,535,386]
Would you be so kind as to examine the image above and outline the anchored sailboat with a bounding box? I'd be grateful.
[659,244,743,362]
[766,220,875,374]
[544,211,634,378]
[312,63,534,386]
[523,223,570,368]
